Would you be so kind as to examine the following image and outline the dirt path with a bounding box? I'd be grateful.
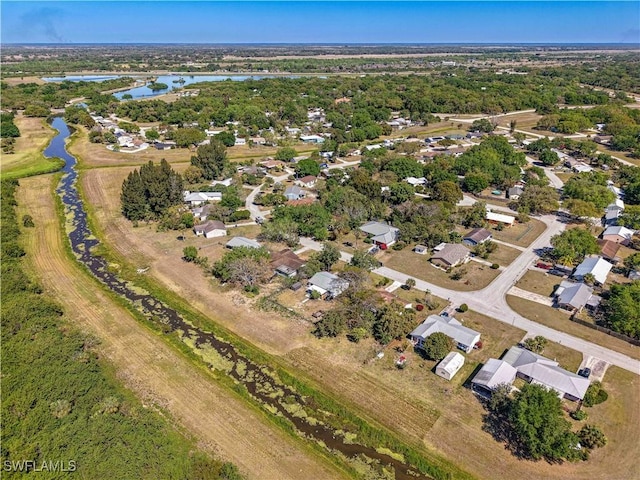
[16,175,347,480]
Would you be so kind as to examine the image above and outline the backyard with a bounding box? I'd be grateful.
[490,218,547,248]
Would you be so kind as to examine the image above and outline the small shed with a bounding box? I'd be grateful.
[436,352,465,381]
[414,245,429,255]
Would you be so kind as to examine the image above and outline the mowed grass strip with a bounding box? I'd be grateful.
[506,295,640,360]
[0,115,64,179]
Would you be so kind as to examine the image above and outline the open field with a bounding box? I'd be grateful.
[16,174,347,480]
[1,75,45,85]
[0,114,64,179]
[78,164,640,479]
[515,270,562,296]
[383,248,501,291]
[483,243,522,267]
[68,125,316,168]
[506,296,640,360]
[491,218,547,248]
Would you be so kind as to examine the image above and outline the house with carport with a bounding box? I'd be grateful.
[410,314,480,354]
[359,221,400,249]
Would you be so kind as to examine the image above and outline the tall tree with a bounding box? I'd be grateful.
[191,140,229,180]
[509,384,577,461]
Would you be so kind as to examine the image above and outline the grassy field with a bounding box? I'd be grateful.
[16,174,347,480]
[0,115,64,179]
[490,218,547,248]
[515,270,562,296]
[484,243,522,267]
[383,248,501,291]
[506,295,640,360]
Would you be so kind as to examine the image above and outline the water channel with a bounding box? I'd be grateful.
[44,116,435,480]
[44,74,300,100]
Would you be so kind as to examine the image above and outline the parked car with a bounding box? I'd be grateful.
[536,262,552,270]
[548,269,565,277]
[578,368,591,378]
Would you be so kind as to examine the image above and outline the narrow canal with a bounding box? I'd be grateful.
[45,116,437,480]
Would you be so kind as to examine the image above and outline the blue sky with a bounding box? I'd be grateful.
[1,1,639,44]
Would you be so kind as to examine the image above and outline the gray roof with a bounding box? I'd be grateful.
[556,281,594,310]
[308,271,349,295]
[226,237,261,249]
[437,351,465,375]
[431,243,469,265]
[602,225,634,240]
[502,346,590,400]
[184,191,222,202]
[410,314,480,348]
[284,185,305,196]
[472,359,517,390]
[359,221,399,237]
[573,256,612,285]
[508,186,524,196]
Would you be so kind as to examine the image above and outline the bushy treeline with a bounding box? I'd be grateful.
[0,179,243,479]
[121,160,184,221]
[1,112,20,138]
[1,77,133,113]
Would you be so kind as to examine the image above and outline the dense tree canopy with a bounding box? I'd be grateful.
[603,282,640,339]
[190,140,229,180]
[121,160,184,221]
[550,228,599,265]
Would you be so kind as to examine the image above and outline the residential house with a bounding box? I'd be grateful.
[471,359,518,396]
[413,245,429,255]
[286,197,316,207]
[486,211,515,227]
[307,272,349,299]
[572,163,594,174]
[463,228,492,246]
[284,185,307,201]
[271,249,306,277]
[572,255,613,286]
[299,135,325,144]
[154,142,173,150]
[466,131,484,139]
[554,281,600,312]
[191,204,213,222]
[507,186,524,200]
[410,314,481,354]
[601,225,634,246]
[406,176,427,187]
[502,346,590,401]
[210,178,233,188]
[296,175,317,188]
[250,136,267,145]
[234,137,247,146]
[184,191,223,206]
[225,237,261,249]
[359,221,400,249]
[430,244,470,268]
[194,220,227,239]
[597,239,621,264]
[435,352,465,381]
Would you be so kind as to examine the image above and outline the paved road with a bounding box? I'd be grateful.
[299,216,640,374]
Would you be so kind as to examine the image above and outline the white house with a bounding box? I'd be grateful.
[410,315,481,354]
[307,272,349,299]
[296,175,317,188]
[300,135,325,144]
[435,352,465,381]
[486,211,515,227]
[225,237,261,249]
[572,255,613,285]
[234,137,247,146]
[601,225,634,245]
[359,221,400,249]
[184,191,223,206]
[194,220,227,239]
[471,359,518,396]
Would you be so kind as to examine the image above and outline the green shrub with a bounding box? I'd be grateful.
[571,409,588,421]
[491,263,500,269]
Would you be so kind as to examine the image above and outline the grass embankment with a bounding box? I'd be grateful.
[72,164,473,480]
[1,179,242,480]
[0,115,64,180]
